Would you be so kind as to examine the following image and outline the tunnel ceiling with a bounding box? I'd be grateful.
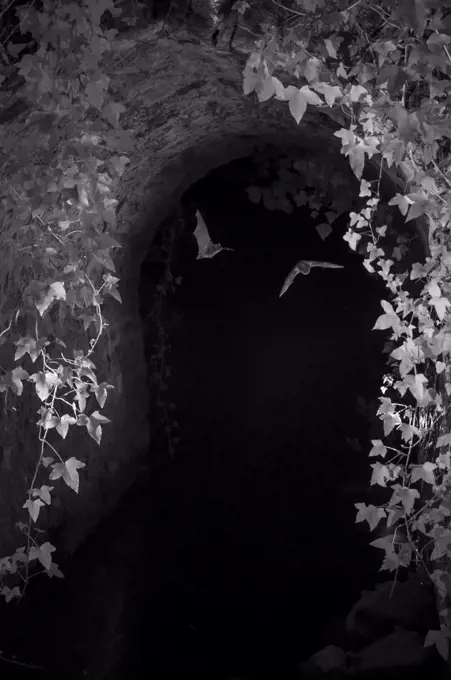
[110,33,428,299]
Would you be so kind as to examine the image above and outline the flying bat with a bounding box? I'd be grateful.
[279,259,344,297]
[193,210,234,260]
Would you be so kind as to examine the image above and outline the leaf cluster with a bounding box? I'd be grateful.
[241,0,451,663]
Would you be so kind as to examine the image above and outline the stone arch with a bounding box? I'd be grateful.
[0,32,429,559]
[71,33,429,552]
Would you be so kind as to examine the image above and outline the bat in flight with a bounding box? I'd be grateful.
[279,259,344,297]
[193,210,234,260]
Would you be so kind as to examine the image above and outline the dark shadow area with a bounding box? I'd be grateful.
[0,153,424,680]
[120,154,392,677]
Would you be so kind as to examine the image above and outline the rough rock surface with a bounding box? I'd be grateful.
[298,574,442,679]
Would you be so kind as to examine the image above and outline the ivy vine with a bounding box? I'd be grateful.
[241,0,451,663]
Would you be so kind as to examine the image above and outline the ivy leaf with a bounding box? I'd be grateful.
[257,76,276,102]
[425,280,441,298]
[31,485,53,505]
[376,225,388,237]
[369,440,387,458]
[430,529,451,561]
[386,508,405,527]
[400,423,419,443]
[22,498,45,523]
[380,542,412,571]
[373,300,402,333]
[406,197,431,222]
[410,462,436,485]
[398,373,429,405]
[437,433,451,450]
[349,84,368,102]
[388,193,413,216]
[380,412,402,436]
[28,370,62,402]
[348,143,365,180]
[429,297,451,321]
[411,0,426,37]
[343,229,361,251]
[316,222,332,241]
[369,534,395,554]
[370,461,391,486]
[35,281,66,317]
[303,57,321,82]
[246,186,261,204]
[429,569,451,600]
[92,232,122,252]
[312,82,342,106]
[390,484,420,514]
[324,38,337,58]
[372,41,397,67]
[355,503,387,531]
[242,66,258,95]
[263,190,277,211]
[410,262,429,280]
[436,361,446,374]
[14,336,42,363]
[91,382,115,409]
[390,339,423,378]
[377,397,396,415]
[56,413,77,439]
[28,542,55,570]
[336,63,348,79]
[299,85,323,106]
[1,586,21,603]
[86,410,111,445]
[359,179,372,197]
[427,33,451,52]
[325,211,337,224]
[49,457,85,493]
[47,562,64,579]
[274,85,297,102]
[424,628,451,660]
[86,81,106,110]
[288,90,307,124]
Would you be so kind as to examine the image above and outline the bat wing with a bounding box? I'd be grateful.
[305,260,344,270]
[194,210,212,255]
[279,260,344,297]
[193,210,233,260]
[279,263,303,297]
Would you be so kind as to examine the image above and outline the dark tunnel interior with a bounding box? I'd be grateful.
[0,150,421,680]
[126,151,393,677]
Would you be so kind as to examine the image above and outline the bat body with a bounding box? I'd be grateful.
[194,210,234,260]
[279,259,344,297]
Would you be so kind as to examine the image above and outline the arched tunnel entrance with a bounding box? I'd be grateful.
[127,147,395,677]
[0,145,431,680]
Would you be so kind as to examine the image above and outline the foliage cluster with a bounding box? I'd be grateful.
[0,0,124,606]
[239,0,451,663]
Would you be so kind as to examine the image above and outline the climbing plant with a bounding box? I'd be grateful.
[240,0,451,664]
[245,148,357,241]
[0,0,125,606]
